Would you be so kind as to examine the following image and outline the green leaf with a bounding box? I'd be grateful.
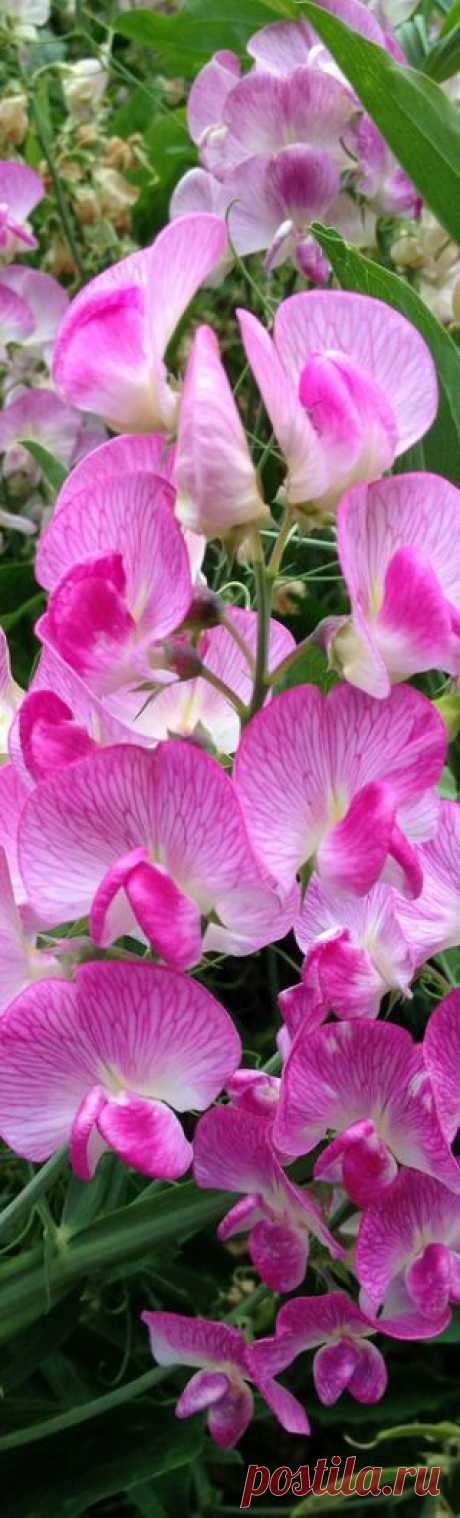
[440,0,460,36]
[115,0,294,75]
[0,1183,232,1346]
[312,223,460,485]
[0,1403,203,1517]
[299,1,460,242]
[21,441,68,492]
[276,643,338,693]
[424,25,460,81]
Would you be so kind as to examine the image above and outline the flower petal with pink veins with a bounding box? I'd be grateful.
[0,388,80,468]
[53,215,228,432]
[221,68,355,173]
[98,1093,193,1178]
[0,283,34,347]
[174,324,268,539]
[17,689,96,781]
[0,961,240,1167]
[187,50,240,146]
[18,740,283,954]
[274,290,438,459]
[295,875,414,1020]
[233,683,445,893]
[397,801,460,965]
[141,1312,248,1372]
[0,266,68,353]
[54,431,175,513]
[237,308,328,503]
[0,764,29,905]
[247,20,314,72]
[225,147,339,265]
[0,161,44,254]
[424,990,460,1144]
[335,474,460,693]
[274,1018,460,1194]
[356,1171,460,1336]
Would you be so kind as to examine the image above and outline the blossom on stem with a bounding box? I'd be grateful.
[0,266,69,361]
[18,741,298,965]
[141,1310,309,1446]
[0,387,82,475]
[424,990,460,1146]
[237,293,437,517]
[234,682,445,897]
[356,1171,460,1338]
[52,214,228,432]
[273,1019,460,1202]
[0,161,44,259]
[193,1104,342,1292]
[249,1291,388,1406]
[0,961,241,1178]
[174,324,269,539]
[278,875,414,1046]
[35,474,192,695]
[395,801,460,966]
[325,474,460,697]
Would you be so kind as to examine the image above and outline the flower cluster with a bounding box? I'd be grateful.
[0,190,459,1455]
[170,4,421,283]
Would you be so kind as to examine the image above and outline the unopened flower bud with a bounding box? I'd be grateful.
[72,186,99,226]
[180,587,223,631]
[101,135,142,171]
[62,58,108,122]
[161,638,203,681]
[272,579,307,615]
[93,167,139,231]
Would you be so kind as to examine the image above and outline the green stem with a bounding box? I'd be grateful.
[0,1366,170,1452]
[247,534,271,720]
[220,612,255,675]
[266,504,294,583]
[0,1185,232,1346]
[0,1148,67,1244]
[28,90,86,283]
[198,664,247,720]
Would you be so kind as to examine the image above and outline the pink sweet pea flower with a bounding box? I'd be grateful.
[0,763,30,906]
[51,431,204,584]
[0,961,241,1179]
[278,876,415,1043]
[424,990,460,1147]
[130,609,295,753]
[246,20,316,72]
[274,1019,460,1203]
[13,609,293,767]
[0,387,82,477]
[207,66,356,178]
[35,473,192,695]
[0,266,69,361]
[223,146,339,273]
[0,161,44,258]
[233,683,446,898]
[52,214,228,433]
[174,324,269,540]
[0,281,34,357]
[396,802,460,966]
[141,1310,309,1446]
[18,740,298,967]
[238,292,437,517]
[0,626,23,754]
[193,1105,342,1292]
[249,1291,387,1406]
[0,846,62,1012]
[187,49,241,159]
[350,116,421,218]
[356,1171,460,1338]
[326,474,460,698]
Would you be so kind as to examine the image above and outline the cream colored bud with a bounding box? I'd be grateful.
[93,166,139,230]
[0,93,28,146]
[272,579,307,615]
[390,233,424,270]
[62,58,108,122]
[72,185,99,226]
